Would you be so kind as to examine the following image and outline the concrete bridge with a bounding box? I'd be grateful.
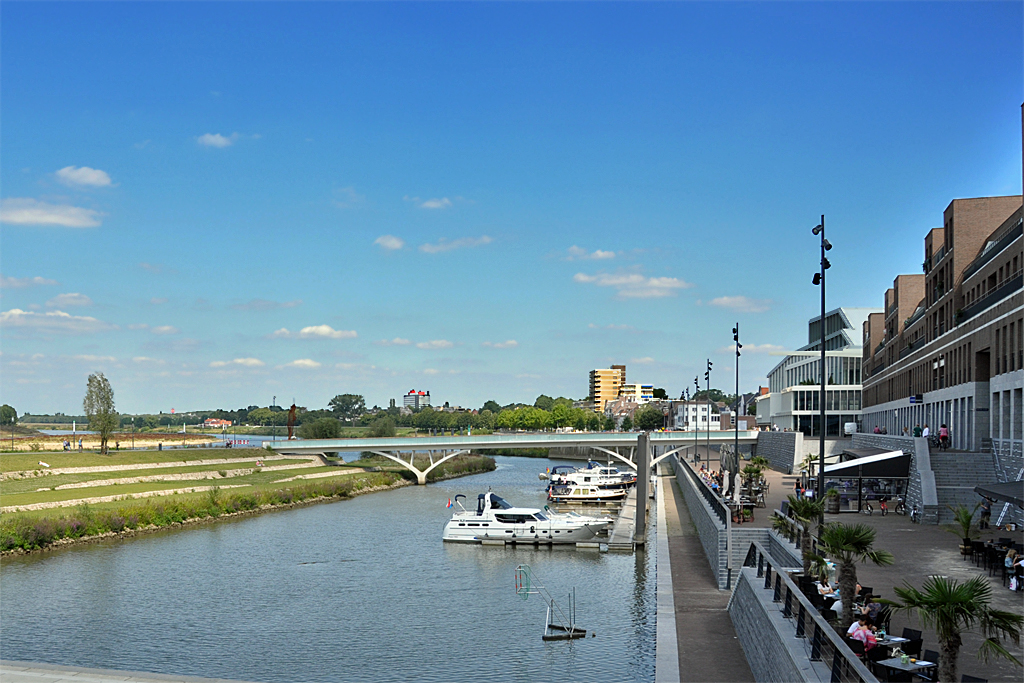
[266,430,759,485]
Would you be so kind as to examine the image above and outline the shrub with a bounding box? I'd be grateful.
[298,417,343,440]
[366,417,397,438]
[218,470,228,478]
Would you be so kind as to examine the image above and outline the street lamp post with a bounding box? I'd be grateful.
[732,324,742,498]
[812,215,831,507]
[693,377,700,464]
[131,416,135,450]
[705,359,713,473]
[272,396,277,442]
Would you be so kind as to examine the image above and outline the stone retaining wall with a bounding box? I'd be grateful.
[755,432,803,473]
[673,456,729,589]
[728,570,808,682]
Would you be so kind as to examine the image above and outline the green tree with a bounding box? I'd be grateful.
[248,407,274,426]
[603,415,616,431]
[551,403,573,428]
[620,415,633,431]
[534,395,554,411]
[652,387,668,400]
[772,494,825,575]
[0,404,16,426]
[816,522,894,626]
[482,400,501,413]
[328,394,366,421]
[634,405,664,431]
[297,417,342,439]
[887,575,1023,683]
[366,416,397,437]
[83,372,117,454]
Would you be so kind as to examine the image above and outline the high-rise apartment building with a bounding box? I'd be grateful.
[589,365,626,412]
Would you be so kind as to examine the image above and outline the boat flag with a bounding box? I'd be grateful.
[446,497,453,509]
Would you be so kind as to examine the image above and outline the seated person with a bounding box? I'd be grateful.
[856,594,882,623]
[846,616,878,650]
[816,579,836,596]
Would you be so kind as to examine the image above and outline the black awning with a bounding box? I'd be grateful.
[841,447,901,461]
[824,451,911,478]
[974,482,1024,508]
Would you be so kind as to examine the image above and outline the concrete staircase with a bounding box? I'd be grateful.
[930,451,999,524]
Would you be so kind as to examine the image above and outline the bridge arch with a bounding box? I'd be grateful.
[367,449,472,485]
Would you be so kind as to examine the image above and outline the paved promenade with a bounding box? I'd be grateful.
[660,471,754,682]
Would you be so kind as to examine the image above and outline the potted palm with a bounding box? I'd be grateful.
[886,574,1023,683]
[816,522,894,626]
[947,503,979,555]
[771,494,825,576]
[825,487,840,514]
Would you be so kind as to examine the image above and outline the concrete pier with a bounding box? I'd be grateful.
[606,487,638,550]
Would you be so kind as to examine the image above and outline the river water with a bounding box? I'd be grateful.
[0,456,656,682]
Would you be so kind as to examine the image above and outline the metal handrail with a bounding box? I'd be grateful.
[742,541,878,683]
[962,219,1023,282]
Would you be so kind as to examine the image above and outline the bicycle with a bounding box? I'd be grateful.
[910,505,920,523]
[861,501,874,515]
[893,497,907,516]
[878,499,888,516]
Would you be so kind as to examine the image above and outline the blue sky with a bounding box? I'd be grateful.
[1,2,1021,415]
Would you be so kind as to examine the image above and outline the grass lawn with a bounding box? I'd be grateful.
[0,447,272,473]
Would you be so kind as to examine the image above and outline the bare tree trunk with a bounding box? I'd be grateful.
[938,633,960,683]
[838,560,857,626]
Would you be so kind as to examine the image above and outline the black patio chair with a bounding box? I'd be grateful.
[874,605,893,632]
[846,638,865,658]
[859,585,873,597]
[878,667,913,683]
[997,537,1012,546]
[902,638,923,657]
[918,650,940,682]
[960,675,987,682]
[971,541,986,566]
[901,627,922,641]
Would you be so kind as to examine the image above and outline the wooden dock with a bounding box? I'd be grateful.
[606,487,639,551]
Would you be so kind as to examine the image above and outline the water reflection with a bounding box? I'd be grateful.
[1,456,655,682]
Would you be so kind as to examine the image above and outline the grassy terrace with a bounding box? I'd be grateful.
[0,448,496,552]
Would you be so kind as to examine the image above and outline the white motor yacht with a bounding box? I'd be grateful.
[547,461,637,490]
[442,492,613,544]
[547,483,629,503]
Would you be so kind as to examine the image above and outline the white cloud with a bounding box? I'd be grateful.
[132,356,165,364]
[151,325,180,335]
[272,325,357,339]
[0,198,102,228]
[333,186,364,208]
[197,133,238,148]
[56,166,113,188]
[1,275,58,289]
[416,339,454,349]
[283,358,321,369]
[709,296,772,313]
[128,323,149,330]
[717,343,786,355]
[631,357,656,364]
[423,368,440,375]
[419,236,493,254]
[588,323,633,330]
[210,357,265,368]
[419,197,452,210]
[0,308,113,335]
[46,292,92,308]
[376,337,411,346]
[482,340,518,349]
[573,271,692,299]
[231,298,301,311]
[566,246,616,261]
[374,234,405,251]
[73,354,116,362]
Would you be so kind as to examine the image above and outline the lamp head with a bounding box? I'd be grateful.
[823,238,832,251]
[812,273,822,286]
[823,257,831,270]
[812,224,823,235]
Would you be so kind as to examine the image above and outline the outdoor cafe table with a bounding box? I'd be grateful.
[876,635,908,648]
[877,656,936,679]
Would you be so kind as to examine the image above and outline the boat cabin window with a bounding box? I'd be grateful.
[489,495,513,510]
[494,513,531,524]
[533,512,548,521]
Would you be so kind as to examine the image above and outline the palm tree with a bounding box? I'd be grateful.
[886,575,1022,683]
[771,494,824,575]
[816,522,894,626]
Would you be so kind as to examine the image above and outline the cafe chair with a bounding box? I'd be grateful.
[874,606,892,632]
[917,650,940,682]
[846,638,865,658]
[877,667,913,683]
[997,537,1012,546]
[901,627,922,641]
[971,541,986,566]
[858,585,873,597]
[902,638,923,658]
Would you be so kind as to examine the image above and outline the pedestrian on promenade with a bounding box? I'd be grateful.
[939,424,950,450]
[922,424,930,438]
[913,424,922,437]
[902,426,909,436]
[78,437,83,452]
[873,425,881,434]
[980,497,992,529]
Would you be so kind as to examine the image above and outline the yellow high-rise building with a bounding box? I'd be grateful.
[589,364,626,412]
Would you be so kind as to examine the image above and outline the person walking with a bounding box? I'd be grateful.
[979,497,992,529]
[922,424,930,438]
[939,424,950,450]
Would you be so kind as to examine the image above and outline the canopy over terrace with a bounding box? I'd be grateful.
[974,481,1024,508]
[823,448,911,513]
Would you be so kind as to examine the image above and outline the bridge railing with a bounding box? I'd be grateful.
[742,541,877,683]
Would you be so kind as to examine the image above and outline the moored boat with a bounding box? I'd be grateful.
[547,483,629,503]
[442,492,613,544]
